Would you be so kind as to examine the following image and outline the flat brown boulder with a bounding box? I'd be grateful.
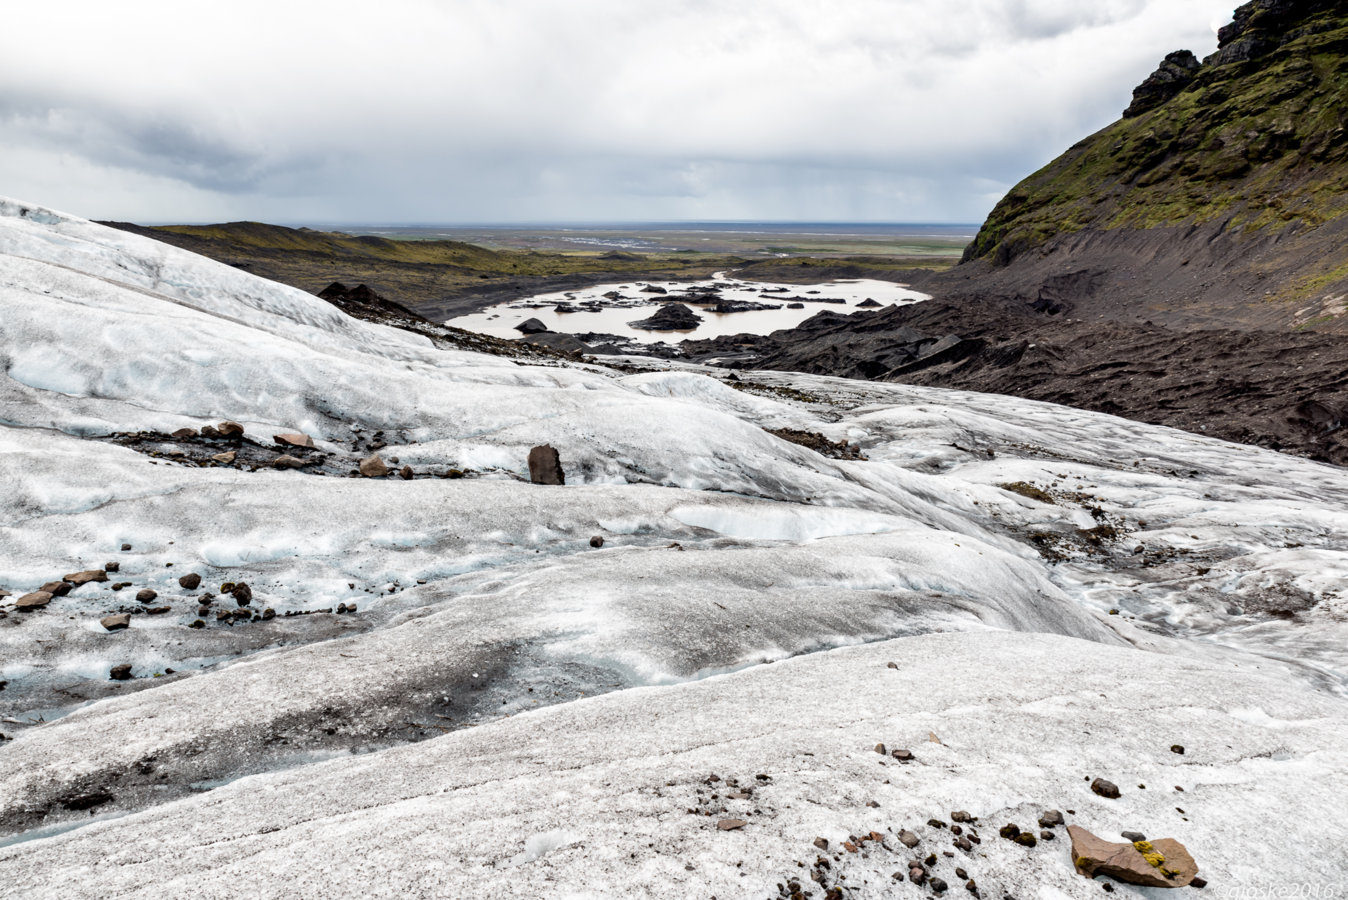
[359,455,390,477]
[16,591,54,611]
[1068,825,1198,887]
[212,451,237,464]
[100,614,131,631]
[274,432,315,448]
[170,427,199,439]
[272,455,308,469]
[527,444,565,485]
[40,581,73,596]
[63,569,107,586]
[217,421,245,437]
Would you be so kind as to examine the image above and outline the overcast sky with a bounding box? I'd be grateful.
[1,0,1233,225]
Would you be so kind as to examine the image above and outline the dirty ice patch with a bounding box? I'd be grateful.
[670,503,919,541]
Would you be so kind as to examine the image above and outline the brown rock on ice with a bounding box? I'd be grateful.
[1091,778,1121,799]
[1068,825,1198,887]
[717,819,747,831]
[16,591,54,611]
[217,421,245,437]
[170,427,199,439]
[100,614,131,631]
[64,569,108,586]
[41,581,73,597]
[179,573,202,590]
[359,455,390,478]
[272,455,307,469]
[212,451,237,464]
[527,444,565,485]
[274,433,315,448]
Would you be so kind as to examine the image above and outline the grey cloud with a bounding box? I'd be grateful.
[0,0,1227,223]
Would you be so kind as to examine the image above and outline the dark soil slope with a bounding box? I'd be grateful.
[690,299,1348,464]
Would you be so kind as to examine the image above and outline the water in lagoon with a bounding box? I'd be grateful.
[448,274,928,342]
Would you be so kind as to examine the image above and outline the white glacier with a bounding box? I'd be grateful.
[2,197,1347,894]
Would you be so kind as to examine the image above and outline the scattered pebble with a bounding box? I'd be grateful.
[109,664,133,681]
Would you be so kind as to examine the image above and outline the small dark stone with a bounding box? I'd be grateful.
[232,582,253,607]
[105,561,120,573]
[1191,877,1207,889]
[931,878,949,893]
[955,868,967,880]
[954,836,972,852]
[121,543,132,551]
[109,664,133,681]
[1013,832,1037,848]
[399,465,413,480]
[875,743,887,755]
[999,824,1020,840]
[891,748,913,761]
[589,535,604,548]
[909,868,926,885]
[178,573,202,590]
[262,608,276,620]
[814,837,828,850]
[950,811,972,823]
[1040,830,1053,841]
[898,830,920,848]
[1120,831,1146,842]
[886,661,898,669]
[189,619,205,629]
[136,589,158,603]
[1171,744,1185,754]
[1091,778,1121,799]
[951,825,962,835]
[927,819,946,829]
[1102,884,1115,894]
[1038,810,1064,828]
[41,581,73,597]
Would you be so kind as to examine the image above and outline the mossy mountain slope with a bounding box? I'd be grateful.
[954,0,1348,332]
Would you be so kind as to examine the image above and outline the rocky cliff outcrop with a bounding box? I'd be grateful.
[953,0,1348,332]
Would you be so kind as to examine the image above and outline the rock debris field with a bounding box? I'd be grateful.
[2,198,1347,896]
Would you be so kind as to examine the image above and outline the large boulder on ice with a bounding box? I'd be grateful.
[514,317,549,335]
[528,443,565,485]
[1068,825,1199,887]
